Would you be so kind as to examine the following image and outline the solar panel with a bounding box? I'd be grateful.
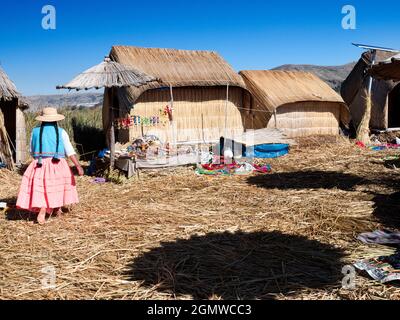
[352,43,400,53]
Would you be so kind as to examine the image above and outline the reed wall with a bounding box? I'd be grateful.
[242,100,344,137]
[15,107,27,163]
[117,86,245,143]
[265,101,341,137]
[0,99,28,167]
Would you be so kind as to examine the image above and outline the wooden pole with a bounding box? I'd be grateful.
[169,85,176,150]
[109,88,116,169]
[201,113,205,143]
[224,83,229,138]
[368,50,377,95]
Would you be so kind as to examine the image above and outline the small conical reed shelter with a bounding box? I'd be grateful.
[57,57,159,167]
[57,57,157,90]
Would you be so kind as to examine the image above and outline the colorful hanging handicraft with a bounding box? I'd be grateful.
[115,105,174,129]
[163,104,174,122]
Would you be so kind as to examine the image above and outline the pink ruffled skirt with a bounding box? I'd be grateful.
[17,158,79,213]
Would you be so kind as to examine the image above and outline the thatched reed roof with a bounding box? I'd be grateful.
[370,53,400,82]
[109,46,247,107]
[239,70,346,112]
[0,66,20,101]
[341,51,397,106]
[57,57,158,91]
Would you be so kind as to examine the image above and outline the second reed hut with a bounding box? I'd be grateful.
[103,46,251,144]
[0,66,28,168]
[239,70,350,138]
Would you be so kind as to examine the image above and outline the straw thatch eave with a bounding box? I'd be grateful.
[108,46,248,108]
[0,66,29,110]
[0,66,20,101]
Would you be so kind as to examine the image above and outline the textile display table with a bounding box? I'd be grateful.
[115,153,201,178]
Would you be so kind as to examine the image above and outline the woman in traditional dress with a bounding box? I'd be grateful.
[16,107,84,224]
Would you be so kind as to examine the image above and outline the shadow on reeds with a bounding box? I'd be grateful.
[247,170,367,191]
[125,231,345,299]
[372,191,400,229]
[0,196,36,221]
[383,158,400,170]
[247,170,400,229]
[71,118,106,161]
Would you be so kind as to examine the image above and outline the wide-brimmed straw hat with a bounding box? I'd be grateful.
[35,107,65,122]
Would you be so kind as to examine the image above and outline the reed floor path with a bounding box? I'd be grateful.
[1,136,400,300]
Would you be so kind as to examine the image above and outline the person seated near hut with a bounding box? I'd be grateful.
[16,108,84,224]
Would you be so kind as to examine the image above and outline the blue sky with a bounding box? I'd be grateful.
[1,0,399,95]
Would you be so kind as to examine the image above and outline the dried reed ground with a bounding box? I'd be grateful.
[1,136,400,300]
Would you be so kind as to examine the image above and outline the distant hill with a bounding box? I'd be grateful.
[23,62,356,110]
[273,62,356,92]
[24,92,103,111]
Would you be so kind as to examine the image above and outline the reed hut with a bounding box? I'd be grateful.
[0,66,28,168]
[239,70,350,138]
[103,46,250,144]
[341,51,400,130]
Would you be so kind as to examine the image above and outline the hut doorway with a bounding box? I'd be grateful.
[0,99,16,159]
[388,84,400,128]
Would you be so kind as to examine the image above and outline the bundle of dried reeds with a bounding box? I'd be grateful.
[356,89,372,144]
